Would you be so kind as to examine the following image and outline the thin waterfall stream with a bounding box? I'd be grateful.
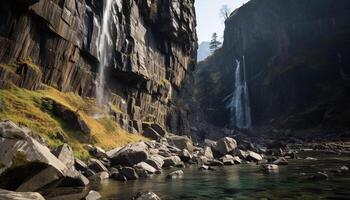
[96,0,113,106]
[228,56,252,129]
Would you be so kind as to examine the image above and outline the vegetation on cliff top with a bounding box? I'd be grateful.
[0,85,144,160]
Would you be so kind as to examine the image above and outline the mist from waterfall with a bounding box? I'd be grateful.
[227,57,252,129]
[96,0,113,106]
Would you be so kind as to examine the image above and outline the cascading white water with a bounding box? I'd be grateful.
[227,56,252,129]
[96,0,113,106]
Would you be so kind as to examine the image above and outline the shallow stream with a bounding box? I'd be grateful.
[90,152,350,200]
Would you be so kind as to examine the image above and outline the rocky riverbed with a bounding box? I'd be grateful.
[0,120,349,200]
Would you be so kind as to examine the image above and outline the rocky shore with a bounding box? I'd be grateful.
[1,120,349,200]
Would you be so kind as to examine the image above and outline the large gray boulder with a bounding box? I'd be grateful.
[120,167,139,180]
[52,144,75,169]
[212,137,237,156]
[60,169,90,187]
[143,128,162,141]
[166,135,194,152]
[74,158,88,172]
[88,158,108,173]
[145,155,164,170]
[0,121,68,191]
[150,124,167,137]
[219,155,235,165]
[163,156,182,168]
[0,189,45,200]
[199,146,214,160]
[247,151,263,162]
[88,172,109,182]
[142,123,167,137]
[109,142,149,166]
[179,149,192,162]
[134,162,157,174]
[84,145,107,159]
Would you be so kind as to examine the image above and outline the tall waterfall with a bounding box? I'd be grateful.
[227,56,252,129]
[96,0,113,106]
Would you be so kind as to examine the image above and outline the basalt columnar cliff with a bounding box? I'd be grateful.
[0,0,197,136]
[196,0,350,137]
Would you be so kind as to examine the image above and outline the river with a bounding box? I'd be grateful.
[85,151,350,200]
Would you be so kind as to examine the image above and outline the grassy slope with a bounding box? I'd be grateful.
[0,86,144,160]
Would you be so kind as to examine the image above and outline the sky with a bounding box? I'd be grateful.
[195,0,250,43]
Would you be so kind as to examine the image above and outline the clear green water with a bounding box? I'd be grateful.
[92,152,350,200]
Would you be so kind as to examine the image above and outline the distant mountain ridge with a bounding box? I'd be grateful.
[197,41,211,62]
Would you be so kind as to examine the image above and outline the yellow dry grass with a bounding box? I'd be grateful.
[0,85,144,160]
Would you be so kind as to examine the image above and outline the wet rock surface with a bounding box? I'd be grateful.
[0,0,197,136]
[0,189,45,200]
[133,191,161,200]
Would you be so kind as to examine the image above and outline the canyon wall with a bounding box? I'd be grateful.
[0,0,197,135]
[196,0,350,137]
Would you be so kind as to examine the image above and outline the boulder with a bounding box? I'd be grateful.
[212,137,237,156]
[83,169,96,177]
[109,142,149,166]
[88,158,108,173]
[84,145,107,159]
[204,139,216,147]
[75,158,88,172]
[143,127,162,141]
[246,151,263,162]
[134,167,149,178]
[199,146,214,160]
[106,147,122,158]
[163,156,182,168]
[237,149,249,159]
[0,189,45,200]
[88,172,109,182]
[166,135,193,152]
[273,157,288,165]
[233,156,242,164]
[207,159,224,166]
[133,191,161,200]
[83,190,101,200]
[219,155,235,165]
[145,155,164,170]
[135,162,157,174]
[179,149,192,162]
[263,164,279,171]
[52,144,75,169]
[150,124,167,137]
[120,167,139,180]
[166,170,184,179]
[340,165,349,173]
[0,121,68,191]
[60,169,90,187]
[111,172,127,182]
[199,165,209,170]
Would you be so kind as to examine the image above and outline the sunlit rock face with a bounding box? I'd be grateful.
[195,0,350,134]
[0,0,197,135]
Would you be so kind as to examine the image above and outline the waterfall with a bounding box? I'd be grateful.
[96,0,113,106]
[227,56,252,129]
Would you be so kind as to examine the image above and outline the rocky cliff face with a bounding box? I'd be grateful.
[196,0,350,137]
[0,0,197,135]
